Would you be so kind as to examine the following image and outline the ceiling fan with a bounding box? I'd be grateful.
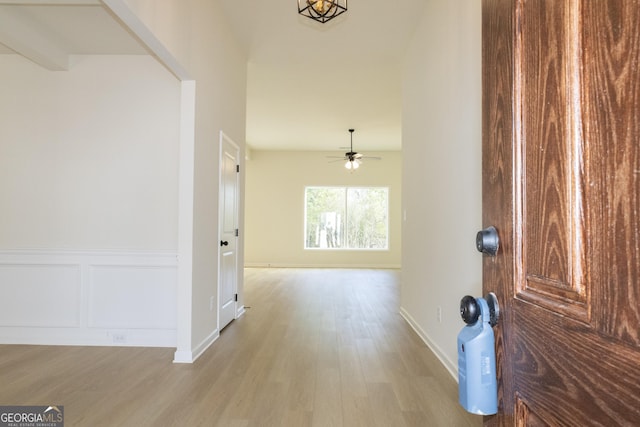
[328,129,381,170]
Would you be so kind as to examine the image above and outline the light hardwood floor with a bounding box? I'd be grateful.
[0,268,480,426]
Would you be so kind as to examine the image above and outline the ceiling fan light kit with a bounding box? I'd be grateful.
[298,0,347,24]
[326,128,381,172]
[345,159,360,170]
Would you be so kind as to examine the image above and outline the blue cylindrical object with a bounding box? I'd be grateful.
[457,297,498,415]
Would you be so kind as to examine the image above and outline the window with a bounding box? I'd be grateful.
[304,186,389,250]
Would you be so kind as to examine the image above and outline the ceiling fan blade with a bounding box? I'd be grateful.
[361,156,382,160]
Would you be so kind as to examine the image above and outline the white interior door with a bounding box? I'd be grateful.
[218,131,239,331]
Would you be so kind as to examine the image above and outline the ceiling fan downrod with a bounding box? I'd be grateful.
[348,128,355,154]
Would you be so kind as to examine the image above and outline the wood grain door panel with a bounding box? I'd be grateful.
[516,0,588,322]
[482,0,640,425]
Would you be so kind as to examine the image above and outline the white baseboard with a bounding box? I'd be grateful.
[173,349,194,364]
[400,306,458,382]
[244,263,401,269]
[173,304,246,364]
[188,329,220,363]
[236,305,246,318]
[0,249,178,348]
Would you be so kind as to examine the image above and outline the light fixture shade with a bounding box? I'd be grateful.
[345,159,359,170]
[298,0,347,24]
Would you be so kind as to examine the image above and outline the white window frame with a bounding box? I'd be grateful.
[304,186,389,251]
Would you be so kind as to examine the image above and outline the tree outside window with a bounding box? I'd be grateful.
[304,187,389,250]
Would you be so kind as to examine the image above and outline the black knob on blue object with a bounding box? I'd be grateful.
[457,293,499,415]
[460,295,480,325]
[476,226,499,256]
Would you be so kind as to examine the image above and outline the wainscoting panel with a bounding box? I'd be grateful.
[0,250,177,347]
[89,265,177,329]
[0,263,81,327]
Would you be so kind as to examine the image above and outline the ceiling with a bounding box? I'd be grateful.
[0,0,427,152]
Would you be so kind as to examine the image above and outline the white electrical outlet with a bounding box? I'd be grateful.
[112,334,126,343]
[437,306,442,323]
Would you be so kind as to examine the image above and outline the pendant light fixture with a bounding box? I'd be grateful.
[298,0,347,24]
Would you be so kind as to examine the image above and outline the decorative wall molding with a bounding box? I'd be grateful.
[0,249,178,347]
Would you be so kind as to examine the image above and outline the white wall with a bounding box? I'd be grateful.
[245,150,402,268]
[401,1,482,377]
[0,55,180,250]
[0,0,248,359]
[0,54,181,346]
[123,0,248,361]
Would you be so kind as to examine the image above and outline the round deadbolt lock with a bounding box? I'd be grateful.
[476,226,499,256]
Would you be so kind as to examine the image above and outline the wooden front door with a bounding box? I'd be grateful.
[482,1,640,425]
